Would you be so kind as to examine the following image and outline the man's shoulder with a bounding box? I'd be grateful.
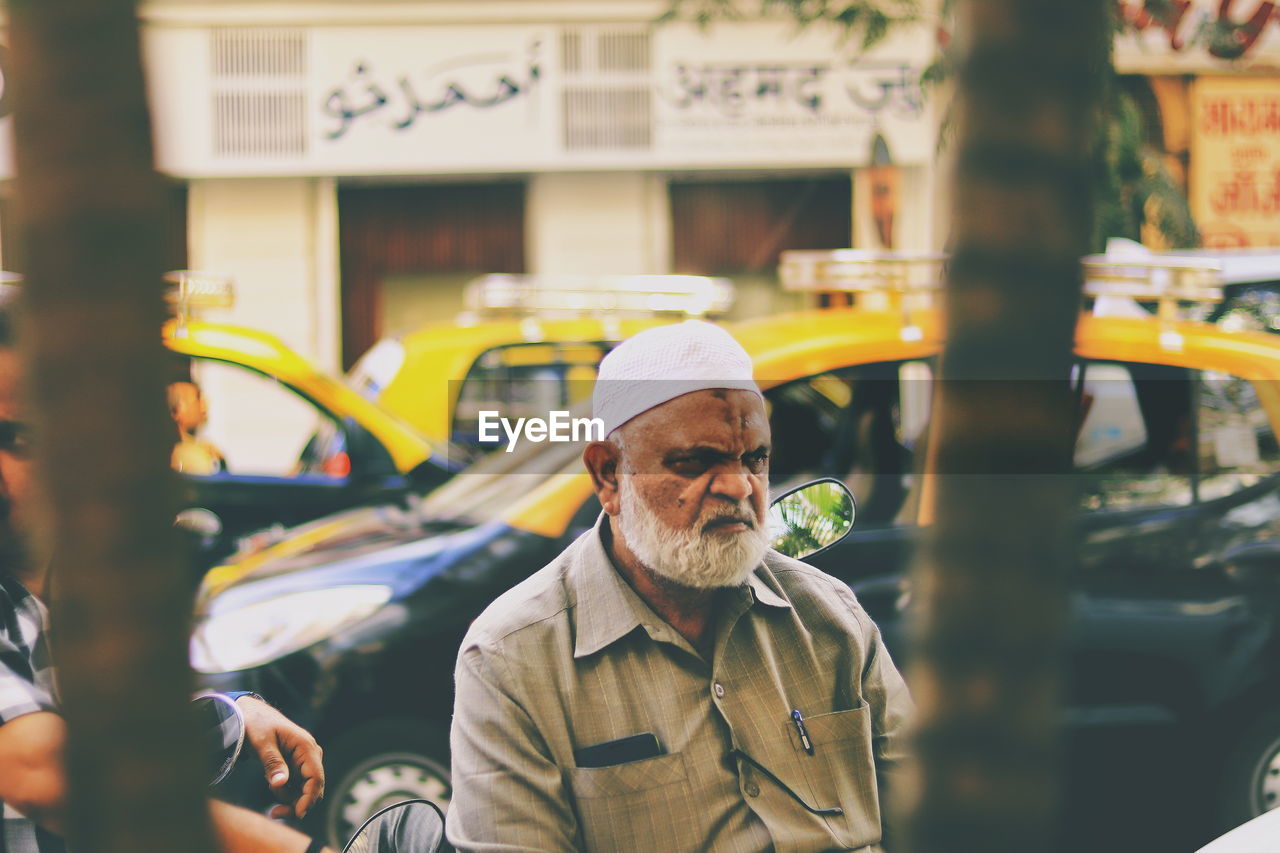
[763,549,858,596]
[461,535,583,652]
[760,550,873,633]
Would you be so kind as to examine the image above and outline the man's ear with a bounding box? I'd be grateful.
[583,441,622,515]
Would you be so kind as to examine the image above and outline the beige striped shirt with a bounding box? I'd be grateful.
[448,514,912,852]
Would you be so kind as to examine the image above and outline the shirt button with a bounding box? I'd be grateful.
[745,781,761,798]
[713,682,725,698]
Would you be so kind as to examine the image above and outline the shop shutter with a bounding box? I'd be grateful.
[338,183,526,368]
[670,176,853,274]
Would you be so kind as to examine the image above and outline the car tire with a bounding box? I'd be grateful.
[318,717,452,849]
[1218,705,1280,830]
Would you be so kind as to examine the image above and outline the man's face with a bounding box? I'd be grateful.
[169,381,207,433]
[612,388,771,589]
[0,349,35,568]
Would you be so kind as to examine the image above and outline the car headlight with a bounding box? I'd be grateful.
[190,585,393,674]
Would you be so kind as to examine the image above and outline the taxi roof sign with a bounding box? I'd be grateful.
[779,250,947,294]
[462,274,735,319]
[779,249,1230,309]
[164,270,235,324]
[1082,254,1224,303]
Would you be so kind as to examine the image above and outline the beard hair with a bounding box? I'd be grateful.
[615,474,770,590]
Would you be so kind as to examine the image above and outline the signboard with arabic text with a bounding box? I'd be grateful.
[311,26,555,172]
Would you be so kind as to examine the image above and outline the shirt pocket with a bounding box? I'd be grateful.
[568,751,695,852]
[801,704,882,848]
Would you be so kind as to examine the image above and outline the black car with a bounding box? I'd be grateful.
[195,310,1280,849]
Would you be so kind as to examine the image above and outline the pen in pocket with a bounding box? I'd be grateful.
[791,709,814,755]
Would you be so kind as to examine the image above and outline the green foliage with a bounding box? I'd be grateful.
[657,0,745,26]
[661,0,919,51]
[1092,80,1199,251]
[1093,88,1145,248]
[771,481,855,558]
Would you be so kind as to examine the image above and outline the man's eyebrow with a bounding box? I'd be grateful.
[664,444,771,462]
[664,445,734,463]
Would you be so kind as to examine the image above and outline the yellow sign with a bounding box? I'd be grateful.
[1191,76,1280,248]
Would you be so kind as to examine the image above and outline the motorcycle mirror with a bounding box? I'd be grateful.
[193,692,244,786]
[768,478,855,560]
[343,799,447,853]
[176,507,223,539]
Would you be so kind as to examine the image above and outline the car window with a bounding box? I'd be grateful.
[416,428,588,526]
[1075,362,1193,510]
[452,342,611,455]
[346,338,406,402]
[765,360,931,526]
[1197,371,1280,500]
[185,359,344,480]
[429,357,938,530]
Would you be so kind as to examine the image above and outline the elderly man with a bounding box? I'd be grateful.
[449,321,912,852]
[0,304,333,853]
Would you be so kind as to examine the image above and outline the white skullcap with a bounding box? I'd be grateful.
[592,320,760,435]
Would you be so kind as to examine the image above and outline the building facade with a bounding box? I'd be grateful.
[2,1,1277,377]
[135,0,943,371]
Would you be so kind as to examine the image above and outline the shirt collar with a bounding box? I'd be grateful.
[0,570,32,605]
[744,565,793,610]
[569,515,653,658]
[569,513,792,659]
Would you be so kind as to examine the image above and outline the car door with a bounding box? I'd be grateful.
[176,358,413,567]
[1066,361,1280,726]
[763,359,930,652]
[795,353,1277,728]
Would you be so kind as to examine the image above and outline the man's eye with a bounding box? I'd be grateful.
[744,453,769,474]
[669,458,709,477]
[0,422,32,457]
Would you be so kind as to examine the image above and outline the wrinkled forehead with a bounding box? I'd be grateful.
[623,388,770,451]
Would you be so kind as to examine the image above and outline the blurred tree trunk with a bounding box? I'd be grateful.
[906,2,1108,852]
[8,2,216,852]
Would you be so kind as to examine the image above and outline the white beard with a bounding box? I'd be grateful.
[615,475,770,590]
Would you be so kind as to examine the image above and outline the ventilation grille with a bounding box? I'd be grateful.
[560,31,583,74]
[597,32,649,72]
[560,28,652,152]
[213,93,306,158]
[212,28,306,76]
[210,28,308,158]
[562,89,652,150]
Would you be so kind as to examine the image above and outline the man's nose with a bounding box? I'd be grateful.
[710,467,755,503]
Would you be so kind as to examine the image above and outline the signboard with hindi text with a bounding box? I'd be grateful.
[1191,76,1280,248]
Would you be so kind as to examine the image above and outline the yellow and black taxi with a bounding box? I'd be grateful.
[161,273,454,567]
[345,273,734,459]
[194,253,1280,847]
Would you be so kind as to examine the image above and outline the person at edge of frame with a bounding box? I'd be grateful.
[0,298,337,853]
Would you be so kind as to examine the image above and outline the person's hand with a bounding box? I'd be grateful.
[234,695,325,820]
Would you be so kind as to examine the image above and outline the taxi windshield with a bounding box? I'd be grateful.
[415,413,589,528]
